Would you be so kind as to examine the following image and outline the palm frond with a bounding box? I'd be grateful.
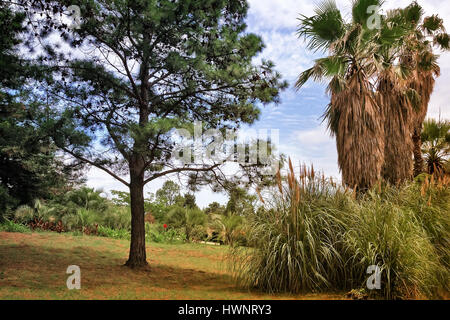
[405,88,421,111]
[295,56,348,90]
[422,15,445,35]
[403,1,423,27]
[297,0,345,53]
[434,33,450,50]
[378,18,410,47]
[352,0,383,26]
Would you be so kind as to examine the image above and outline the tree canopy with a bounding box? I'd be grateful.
[11,0,286,267]
[0,3,84,216]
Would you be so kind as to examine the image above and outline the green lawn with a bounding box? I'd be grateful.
[0,231,345,300]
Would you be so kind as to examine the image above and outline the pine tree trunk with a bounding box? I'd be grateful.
[125,159,148,268]
[412,128,424,177]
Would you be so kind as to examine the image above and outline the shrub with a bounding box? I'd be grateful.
[146,223,185,243]
[13,205,35,224]
[399,175,450,270]
[166,207,207,241]
[230,161,449,299]
[98,225,130,240]
[61,213,80,231]
[211,214,245,246]
[190,225,208,242]
[343,191,447,299]
[29,218,65,233]
[0,220,31,233]
[100,206,131,230]
[231,163,349,294]
[13,200,62,225]
[63,187,109,212]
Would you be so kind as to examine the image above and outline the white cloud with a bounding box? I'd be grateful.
[282,124,339,177]
[295,126,333,146]
[247,0,316,31]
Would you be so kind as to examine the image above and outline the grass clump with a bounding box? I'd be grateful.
[97,225,131,240]
[0,220,31,233]
[231,160,449,299]
[344,191,447,299]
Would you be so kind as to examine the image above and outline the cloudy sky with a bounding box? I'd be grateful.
[87,0,450,208]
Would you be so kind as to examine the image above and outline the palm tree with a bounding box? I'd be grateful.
[376,3,423,185]
[297,0,448,188]
[404,14,449,176]
[296,0,404,190]
[65,187,107,211]
[421,118,450,175]
[373,3,448,182]
[377,67,415,184]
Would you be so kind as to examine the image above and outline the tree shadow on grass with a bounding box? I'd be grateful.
[0,240,250,299]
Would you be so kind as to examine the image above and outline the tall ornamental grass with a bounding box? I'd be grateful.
[230,160,449,299]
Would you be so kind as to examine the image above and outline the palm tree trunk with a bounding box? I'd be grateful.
[412,128,424,176]
[409,71,436,177]
[378,74,414,184]
[334,73,385,191]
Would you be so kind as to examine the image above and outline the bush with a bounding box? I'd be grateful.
[0,220,31,233]
[230,163,449,299]
[400,175,450,270]
[6,195,136,240]
[100,206,131,230]
[146,223,185,243]
[98,225,130,240]
[211,214,245,247]
[344,191,447,299]
[13,200,64,227]
[190,225,208,242]
[166,207,207,241]
[13,205,35,224]
[61,213,80,231]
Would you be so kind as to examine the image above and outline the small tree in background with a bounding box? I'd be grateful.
[166,206,206,242]
[204,202,226,215]
[155,181,181,207]
[225,187,256,216]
